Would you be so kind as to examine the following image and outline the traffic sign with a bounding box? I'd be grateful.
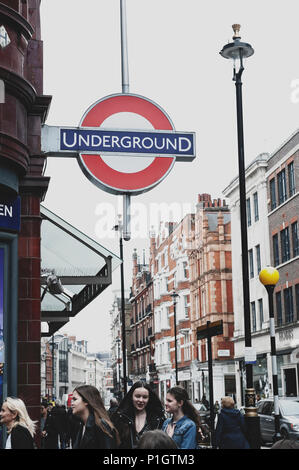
[196,320,223,340]
[42,93,196,196]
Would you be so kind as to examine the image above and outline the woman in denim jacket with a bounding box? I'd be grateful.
[162,387,200,449]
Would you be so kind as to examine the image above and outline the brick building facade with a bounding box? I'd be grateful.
[0,0,51,442]
[129,249,156,390]
[188,194,235,402]
[266,130,299,396]
[150,216,193,402]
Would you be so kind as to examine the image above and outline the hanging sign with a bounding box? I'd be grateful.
[42,93,196,195]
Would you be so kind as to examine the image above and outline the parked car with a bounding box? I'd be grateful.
[257,398,299,443]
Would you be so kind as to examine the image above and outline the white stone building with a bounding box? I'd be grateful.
[223,153,273,405]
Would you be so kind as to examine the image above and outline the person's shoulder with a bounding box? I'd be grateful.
[12,424,32,437]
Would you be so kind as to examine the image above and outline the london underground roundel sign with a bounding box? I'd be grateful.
[41,93,196,196]
[77,93,185,195]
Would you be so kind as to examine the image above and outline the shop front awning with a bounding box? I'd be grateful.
[40,205,121,337]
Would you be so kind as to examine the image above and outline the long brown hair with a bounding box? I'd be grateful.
[167,386,201,442]
[74,385,120,445]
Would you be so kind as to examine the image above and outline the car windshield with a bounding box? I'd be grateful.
[280,400,299,416]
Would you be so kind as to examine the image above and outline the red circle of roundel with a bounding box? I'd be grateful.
[78,94,175,193]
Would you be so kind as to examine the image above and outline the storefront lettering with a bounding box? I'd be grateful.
[279,328,293,342]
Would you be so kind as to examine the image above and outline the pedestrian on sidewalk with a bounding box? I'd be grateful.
[41,400,59,449]
[162,386,200,449]
[215,396,250,449]
[112,381,165,449]
[71,385,119,449]
[0,397,37,449]
[108,398,119,418]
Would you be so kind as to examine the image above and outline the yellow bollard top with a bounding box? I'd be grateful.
[259,267,279,286]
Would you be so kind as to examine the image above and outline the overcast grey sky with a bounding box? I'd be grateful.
[40,0,299,351]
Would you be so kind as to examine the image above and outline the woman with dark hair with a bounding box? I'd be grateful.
[71,385,120,449]
[162,386,200,449]
[112,381,165,449]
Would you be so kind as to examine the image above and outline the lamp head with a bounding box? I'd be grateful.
[219,24,254,61]
[259,267,280,287]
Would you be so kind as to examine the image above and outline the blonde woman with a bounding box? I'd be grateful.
[0,397,37,449]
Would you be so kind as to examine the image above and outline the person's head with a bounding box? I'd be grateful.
[166,387,200,427]
[41,400,48,416]
[117,381,164,418]
[221,396,235,409]
[72,385,119,444]
[110,398,118,407]
[271,438,299,449]
[0,397,37,436]
[55,399,61,407]
[137,430,178,449]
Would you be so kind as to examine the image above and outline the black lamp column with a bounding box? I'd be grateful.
[171,291,179,385]
[220,24,260,449]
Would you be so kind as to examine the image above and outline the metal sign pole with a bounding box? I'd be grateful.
[206,322,215,448]
[120,0,131,240]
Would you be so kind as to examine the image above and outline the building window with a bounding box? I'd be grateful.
[281,227,290,263]
[291,222,299,257]
[246,198,251,227]
[183,261,188,279]
[249,249,254,278]
[288,161,296,197]
[273,234,279,266]
[295,284,299,322]
[276,291,282,326]
[255,245,261,274]
[184,295,189,318]
[251,301,256,332]
[270,178,277,210]
[284,287,294,324]
[258,298,264,330]
[253,192,259,221]
[277,169,287,205]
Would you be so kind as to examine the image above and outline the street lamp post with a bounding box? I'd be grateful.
[220,24,260,448]
[116,337,122,399]
[113,218,128,396]
[259,267,281,443]
[171,290,179,385]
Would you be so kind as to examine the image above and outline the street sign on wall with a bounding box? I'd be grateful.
[42,93,196,195]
